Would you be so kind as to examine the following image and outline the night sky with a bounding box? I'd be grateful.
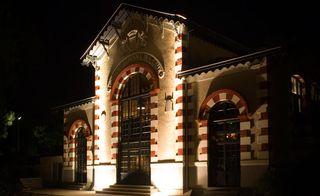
[2,0,319,120]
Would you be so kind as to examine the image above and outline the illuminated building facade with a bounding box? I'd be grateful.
[61,3,320,195]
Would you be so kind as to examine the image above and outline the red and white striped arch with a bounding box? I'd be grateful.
[199,89,248,119]
[110,64,159,100]
[109,64,160,164]
[64,119,93,167]
[68,119,91,139]
[197,89,252,161]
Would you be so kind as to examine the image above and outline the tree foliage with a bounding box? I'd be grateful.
[3,111,16,126]
[32,112,63,155]
[0,111,16,139]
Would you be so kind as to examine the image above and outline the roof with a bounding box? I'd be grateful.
[80,3,251,66]
[52,96,95,112]
[177,46,282,77]
[80,3,186,66]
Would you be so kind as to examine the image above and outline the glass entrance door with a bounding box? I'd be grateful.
[75,127,87,183]
[208,101,240,187]
[118,73,151,185]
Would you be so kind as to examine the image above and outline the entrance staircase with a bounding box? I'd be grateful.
[201,188,239,196]
[61,182,87,190]
[96,184,159,196]
[20,178,43,190]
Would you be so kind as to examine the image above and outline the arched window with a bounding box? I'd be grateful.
[291,75,305,113]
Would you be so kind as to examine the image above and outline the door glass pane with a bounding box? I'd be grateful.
[208,101,240,187]
[75,127,87,183]
[118,73,151,185]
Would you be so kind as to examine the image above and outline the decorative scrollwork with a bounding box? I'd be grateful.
[120,29,147,52]
[107,52,165,90]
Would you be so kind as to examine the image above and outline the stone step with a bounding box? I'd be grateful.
[97,184,159,196]
[97,190,151,196]
[20,178,43,190]
[202,188,239,196]
[110,184,156,189]
[62,182,87,190]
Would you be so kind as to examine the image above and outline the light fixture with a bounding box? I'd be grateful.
[137,106,146,110]
[165,93,174,112]
[137,100,145,110]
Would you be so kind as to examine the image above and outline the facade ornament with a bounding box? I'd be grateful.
[107,52,164,91]
[86,54,99,70]
[156,18,165,39]
[145,15,149,33]
[98,40,110,59]
[174,21,182,35]
[120,29,147,52]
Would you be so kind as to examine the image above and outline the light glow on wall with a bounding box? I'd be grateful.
[94,165,116,191]
[152,192,167,196]
[151,163,183,195]
[97,113,107,162]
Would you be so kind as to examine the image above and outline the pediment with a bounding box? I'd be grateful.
[80,3,251,70]
[80,4,186,67]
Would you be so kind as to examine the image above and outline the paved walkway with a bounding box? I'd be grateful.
[24,189,115,196]
[24,188,189,196]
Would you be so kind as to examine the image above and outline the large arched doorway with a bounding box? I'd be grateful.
[118,73,151,185]
[208,101,240,187]
[75,127,87,183]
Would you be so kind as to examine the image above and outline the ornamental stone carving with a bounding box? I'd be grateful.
[107,52,164,90]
